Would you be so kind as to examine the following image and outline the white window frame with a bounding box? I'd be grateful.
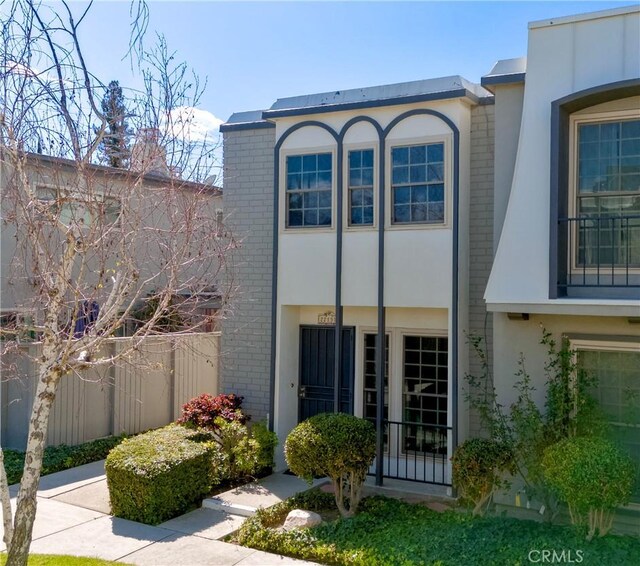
[568,109,640,275]
[279,147,336,233]
[385,134,452,230]
[343,144,378,231]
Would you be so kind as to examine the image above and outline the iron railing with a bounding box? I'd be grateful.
[369,419,452,486]
[559,215,640,289]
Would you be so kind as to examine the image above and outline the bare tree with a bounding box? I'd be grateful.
[0,2,233,564]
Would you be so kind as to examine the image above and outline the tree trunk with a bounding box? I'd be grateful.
[6,372,59,566]
[0,449,14,548]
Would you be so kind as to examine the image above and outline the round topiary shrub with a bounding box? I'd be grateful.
[542,436,635,539]
[451,437,515,516]
[285,413,376,517]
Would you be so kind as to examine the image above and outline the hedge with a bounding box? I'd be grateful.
[105,424,221,524]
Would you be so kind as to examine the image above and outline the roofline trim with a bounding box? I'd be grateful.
[261,88,487,119]
[220,121,275,132]
[481,72,526,88]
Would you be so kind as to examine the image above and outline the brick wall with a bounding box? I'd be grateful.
[220,127,275,421]
[467,103,495,438]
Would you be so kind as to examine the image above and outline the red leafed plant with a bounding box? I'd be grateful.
[178,393,249,430]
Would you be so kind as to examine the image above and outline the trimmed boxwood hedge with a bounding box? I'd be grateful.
[105,424,220,525]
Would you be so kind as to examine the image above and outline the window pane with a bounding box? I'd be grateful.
[288,193,302,209]
[303,191,318,208]
[289,210,303,227]
[349,151,361,168]
[410,145,426,164]
[302,154,317,172]
[394,187,410,205]
[392,166,409,185]
[362,149,374,167]
[394,204,410,223]
[362,168,374,186]
[304,209,318,226]
[392,147,409,166]
[427,143,444,162]
[410,165,426,183]
[317,153,332,171]
[287,173,301,190]
[287,155,302,173]
[317,171,332,188]
[318,190,332,208]
[412,185,428,203]
[351,207,362,225]
[318,208,331,226]
[362,188,373,206]
[350,169,362,187]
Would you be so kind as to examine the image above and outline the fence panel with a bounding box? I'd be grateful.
[1,333,220,449]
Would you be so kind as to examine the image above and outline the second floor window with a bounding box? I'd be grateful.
[349,149,374,226]
[286,153,332,228]
[575,118,640,268]
[391,143,445,225]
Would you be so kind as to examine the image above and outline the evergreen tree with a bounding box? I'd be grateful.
[99,80,131,168]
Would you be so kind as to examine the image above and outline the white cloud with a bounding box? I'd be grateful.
[166,106,223,143]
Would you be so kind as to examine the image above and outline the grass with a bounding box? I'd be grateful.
[0,554,129,565]
[234,492,640,566]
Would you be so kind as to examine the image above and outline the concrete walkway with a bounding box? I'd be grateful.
[2,461,321,565]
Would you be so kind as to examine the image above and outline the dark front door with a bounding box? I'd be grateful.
[298,325,355,422]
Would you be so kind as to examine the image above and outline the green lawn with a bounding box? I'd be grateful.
[235,493,640,566]
[0,555,128,565]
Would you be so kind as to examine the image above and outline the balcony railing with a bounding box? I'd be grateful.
[369,419,452,486]
[558,215,640,291]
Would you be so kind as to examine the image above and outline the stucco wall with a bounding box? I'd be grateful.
[221,127,275,422]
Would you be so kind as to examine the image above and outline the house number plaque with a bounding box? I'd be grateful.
[317,311,336,325]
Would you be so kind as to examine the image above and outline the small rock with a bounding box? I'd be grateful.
[282,509,322,530]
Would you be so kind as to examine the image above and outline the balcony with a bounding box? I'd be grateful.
[557,214,640,299]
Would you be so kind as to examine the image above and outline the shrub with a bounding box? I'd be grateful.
[4,435,125,485]
[251,421,278,474]
[177,393,248,430]
[285,413,375,517]
[105,424,221,524]
[542,436,635,539]
[452,438,514,516]
[215,418,260,481]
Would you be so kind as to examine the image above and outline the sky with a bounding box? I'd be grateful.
[9,1,639,148]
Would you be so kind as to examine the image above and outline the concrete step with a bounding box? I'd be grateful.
[202,473,327,517]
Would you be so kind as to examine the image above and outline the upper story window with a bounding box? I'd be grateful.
[575,117,640,269]
[286,153,332,228]
[391,143,444,224]
[348,149,374,226]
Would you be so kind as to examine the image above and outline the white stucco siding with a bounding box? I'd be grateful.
[384,230,453,308]
[493,313,640,413]
[485,8,640,309]
[279,233,336,306]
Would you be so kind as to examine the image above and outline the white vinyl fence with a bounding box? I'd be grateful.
[0,333,220,450]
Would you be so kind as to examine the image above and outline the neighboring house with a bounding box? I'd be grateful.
[220,5,639,497]
[0,149,224,449]
[484,6,640,516]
